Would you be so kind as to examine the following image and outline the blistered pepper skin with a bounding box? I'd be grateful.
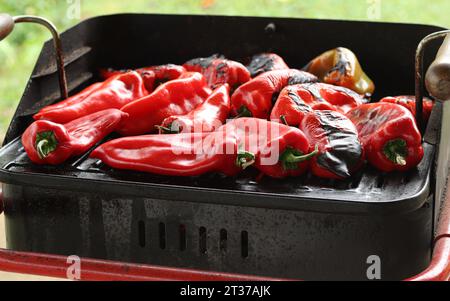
[300,110,364,179]
[346,103,423,172]
[230,69,318,119]
[246,53,289,77]
[380,95,434,123]
[183,55,251,90]
[304,47,375,96]
[270,83,364,126]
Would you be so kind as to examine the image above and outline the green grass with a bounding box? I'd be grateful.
[0,0,448,140]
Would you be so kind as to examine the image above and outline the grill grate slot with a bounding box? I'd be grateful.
[138,220,146,248]
[159,222,166,249]
[199,227,207,254]
[219,229,227,252]
[179,224,186,251]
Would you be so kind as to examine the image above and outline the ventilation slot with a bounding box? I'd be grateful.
[159,222,166,249]
[199,227,207,254]
[219,229,227,252]
[138,220,146,248]
[179,224,186,251]
[241,230,248,258]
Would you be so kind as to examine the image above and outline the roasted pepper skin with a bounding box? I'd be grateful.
[119,72,212,136]
[380,95,434,123]
[246,53,289,77]
[304,47,375,96]
[23,109,127,165]
[270,83,364,126]
[159,84,230,134]
[183,54,251,90]
[346,103,423,172]
[300,110,364,179]
[231,69,318,119]
[34,71,147,124]
[91,118,316,178]
[100,64,186,88]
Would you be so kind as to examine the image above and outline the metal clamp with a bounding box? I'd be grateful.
[415,30,450,131]
[0,13,68,99]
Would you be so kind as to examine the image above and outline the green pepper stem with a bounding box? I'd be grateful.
[280,115,288,125]
[234,106,253,119]
[383,139,407,166]
[235,151,255,169]
[280,145,319,170]
[155,125,179,134]
[35,131,58,159]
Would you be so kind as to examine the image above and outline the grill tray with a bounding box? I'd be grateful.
[0,14,446,280]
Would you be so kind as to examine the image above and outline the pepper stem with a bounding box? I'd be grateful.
[383,139,407,166]
[35,131,58,159]
[280,115,288,125]
[234,106,253,118]
[235,151,255,169]
[280,145,319,170]
[155,124,180,134]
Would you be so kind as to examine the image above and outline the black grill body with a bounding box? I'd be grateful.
[0,14,447,280]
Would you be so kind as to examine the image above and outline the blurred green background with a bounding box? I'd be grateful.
[0,0,448,140]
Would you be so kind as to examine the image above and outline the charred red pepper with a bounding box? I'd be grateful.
[231,69,318,119]
[300,110,364,179]
[119,72,211,136]
[270,83,365,126]
[22,109,127,165]
[92,118,317,178]
[246,53,289,77]
[346,103,424,172]
[34,71,148,124]
[380,95,434,123]
[304,47,375,96]
[158,84,230,134]
[183,54,251,90]
[100,64,186,90]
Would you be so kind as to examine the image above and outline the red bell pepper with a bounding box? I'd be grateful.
[300,110,364,179]
[346,103,424,172]
[230,69,318,119]
[100,64,186,90]
[270,83,365,126]
[92,118,317,178]
[118,72,212,136]
[158,84,230,134]
[380,95,434,123]
[304,47,375,96]
[22,109,128,165]
[34,71,148,124]
[183,54,251,90]
[246,53,289,77]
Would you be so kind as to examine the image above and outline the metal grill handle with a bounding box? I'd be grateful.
[416,30,450,131]
[0,13,68,99]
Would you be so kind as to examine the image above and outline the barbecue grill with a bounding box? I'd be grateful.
[0,13,449,281]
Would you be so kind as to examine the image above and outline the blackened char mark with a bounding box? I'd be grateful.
[247,54,276,77]
[314,111,363,178]
[327,47,351,77]
[287,72,318,86]
[184,54,224,70]
[287,92,313,113]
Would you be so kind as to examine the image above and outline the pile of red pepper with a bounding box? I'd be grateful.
[22,49,432,181]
